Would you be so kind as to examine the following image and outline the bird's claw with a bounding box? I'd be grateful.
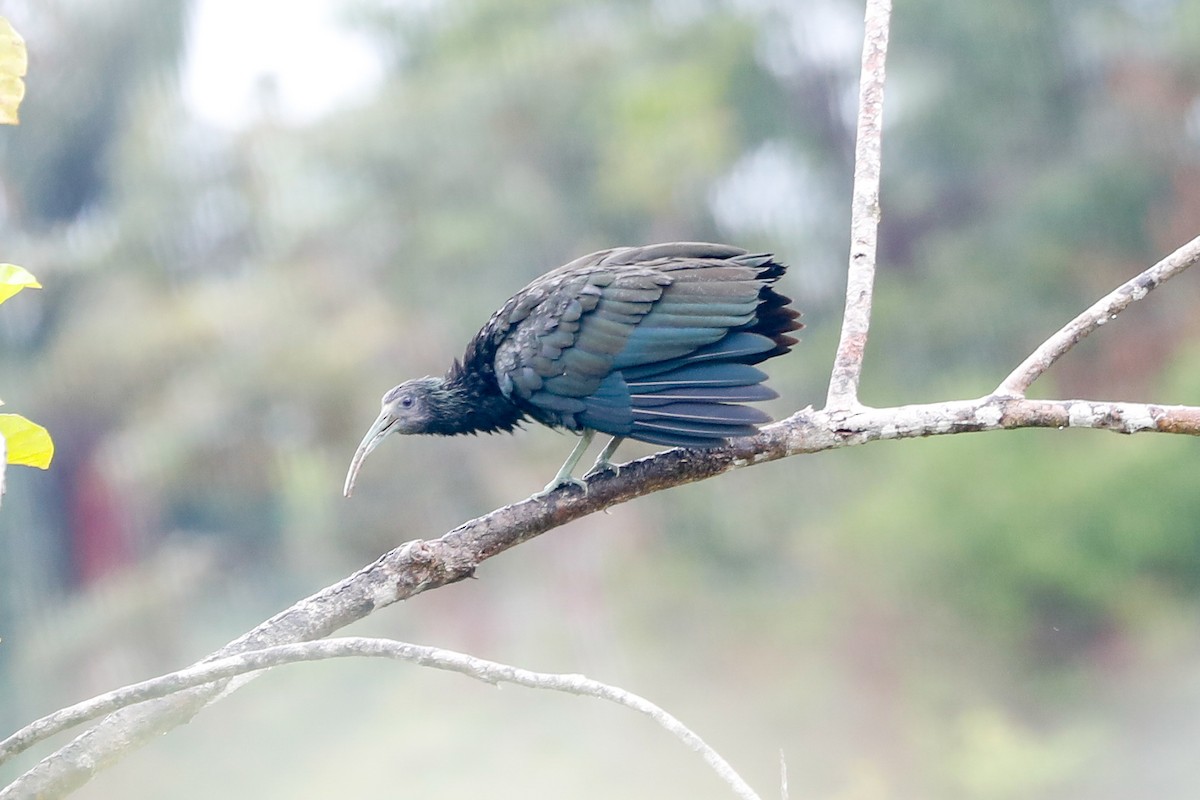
[581,460,620,482]
[533,475,589,500]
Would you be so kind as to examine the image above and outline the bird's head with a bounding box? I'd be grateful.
[343,377,442,497]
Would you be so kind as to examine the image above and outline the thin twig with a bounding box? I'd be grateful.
[996,233,1200,397]
[1,637,762,800]
[825,0,892,410]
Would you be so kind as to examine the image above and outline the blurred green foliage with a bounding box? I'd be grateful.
[2,0,1200,797]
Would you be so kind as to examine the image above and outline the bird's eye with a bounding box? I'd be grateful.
[400,396,415,409]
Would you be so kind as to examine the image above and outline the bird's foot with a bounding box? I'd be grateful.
[581,436,624,482]
[581,459,620,482]
[533,475,588,500]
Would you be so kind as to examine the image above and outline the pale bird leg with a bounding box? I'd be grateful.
[535,429,595,497]
[582,436,625,480]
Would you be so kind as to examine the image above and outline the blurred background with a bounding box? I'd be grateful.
[2,0,1200,797]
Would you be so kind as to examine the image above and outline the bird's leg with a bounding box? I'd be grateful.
[536,429,595,497]
[582,436,625,480]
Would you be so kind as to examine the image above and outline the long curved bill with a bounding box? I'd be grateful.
[343,411,397,497]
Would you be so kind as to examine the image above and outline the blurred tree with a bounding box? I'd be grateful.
[871,0,1200,398]
[2,0,190,226]
[2,0,1200,793]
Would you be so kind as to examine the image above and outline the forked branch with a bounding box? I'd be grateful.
[7,393,1200,796]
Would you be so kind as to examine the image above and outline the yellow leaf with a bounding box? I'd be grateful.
[0,414,54,469]
[0,263,41,304]
[0,17,27,125]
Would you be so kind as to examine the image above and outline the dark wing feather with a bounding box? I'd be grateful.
[487,242,802,445]
[491,263,666,429]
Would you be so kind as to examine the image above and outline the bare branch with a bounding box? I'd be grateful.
[996,233,1200,397]
[1,637,762,800]
[826,0,892,411]
[6,388,1200,799]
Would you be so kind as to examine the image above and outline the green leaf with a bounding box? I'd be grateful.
[0,263,41,304]
[0,17,26,125]
[0,414,54,468]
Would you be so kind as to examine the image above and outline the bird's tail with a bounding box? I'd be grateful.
[736,253,803,362]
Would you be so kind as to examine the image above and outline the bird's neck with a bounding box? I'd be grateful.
[427,365,523,435]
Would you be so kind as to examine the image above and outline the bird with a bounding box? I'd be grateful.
[343,242,802,498]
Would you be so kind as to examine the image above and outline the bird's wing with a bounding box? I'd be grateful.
[492,265,667,425]
[582,257,778,444]
[493,247,779,435]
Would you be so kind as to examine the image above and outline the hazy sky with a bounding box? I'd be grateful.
[183,0,384,128]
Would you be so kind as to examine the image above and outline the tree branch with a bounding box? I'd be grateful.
[1,637,762,800]
[6,391,1200,798]
[826,0,892,410]
[995,233,1200,397]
